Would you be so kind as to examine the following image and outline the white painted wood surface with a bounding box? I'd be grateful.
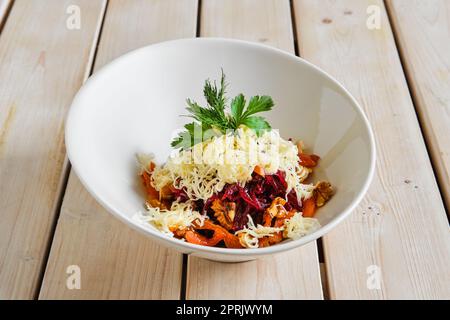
[294,0,450,299]
[0,0,106,299]
[386,0,450,213]
[0,0,448,300]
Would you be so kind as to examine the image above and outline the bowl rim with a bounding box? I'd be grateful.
[66,37,376,257]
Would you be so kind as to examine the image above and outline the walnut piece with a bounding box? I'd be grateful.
[315,181,334,207]
[211,199,236,231]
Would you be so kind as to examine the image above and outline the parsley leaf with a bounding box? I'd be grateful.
[241,116,271,135]
[243,95,274,118]
[171,122,220,150]
[171,71,274,149]
[230,94,246,126]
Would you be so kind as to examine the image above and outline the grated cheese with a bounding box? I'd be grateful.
[150,126,314,202]
[234,213,321,248]
[235,215,283,248]
[283,212,321,240]
[135,153,154,175]
[134,202,205,236]
[136,126,321,245]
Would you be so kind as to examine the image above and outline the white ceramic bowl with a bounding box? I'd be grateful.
[66,38,375,262]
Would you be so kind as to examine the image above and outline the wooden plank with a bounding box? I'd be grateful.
[386,0,450,214]
[293,0,450,299]
[38,0,198,300]
[0,0,13,30]
[0,0,106,300]
[186,0,324,300]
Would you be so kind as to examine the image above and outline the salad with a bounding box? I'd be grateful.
[136,72,333,249]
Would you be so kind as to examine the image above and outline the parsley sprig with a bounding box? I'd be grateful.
[171,71,274,149]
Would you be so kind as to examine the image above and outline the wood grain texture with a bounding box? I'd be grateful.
[0,0,106,299]
[386,0,450,214]
[293,0,450,299]
[38,0,198,300]
[186,0,324,300]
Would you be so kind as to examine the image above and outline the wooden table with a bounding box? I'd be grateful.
[1,0,449,300]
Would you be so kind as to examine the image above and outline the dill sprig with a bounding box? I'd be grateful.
[171,71,274,149]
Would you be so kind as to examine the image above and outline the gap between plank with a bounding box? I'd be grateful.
[0,0,14,35]
[319,263,330,299]
[33,0,110,300]
[384,0,449,219]
[289,0,299,56]
[196,0,202,37]
[316,237,324,263]
[179,0,202,301]
[180,254,188,300]
[160,0,325,300]
[317,238,329,299]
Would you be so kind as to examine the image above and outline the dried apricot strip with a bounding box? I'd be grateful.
[222,234,243,248]
[184,220,243,248]
[253,165,265,177]
[302,197,316,217]
[185,230,223,247]
[201,220,242,248]
[141,171,159,200]
[258,237,271,247]
[268,232,283,245]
